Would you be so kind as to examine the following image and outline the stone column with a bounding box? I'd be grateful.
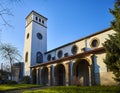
[88,66,91,86]
[39,67,42,85]
[51,65,55,86]
[92,55,100,85]
[64,63,69,86]
[48,66,51,86]
[36,67,39,84]
[70,61,73,85]
[31,68,34,84]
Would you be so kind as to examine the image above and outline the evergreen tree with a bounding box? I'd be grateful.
[103,0,120,82]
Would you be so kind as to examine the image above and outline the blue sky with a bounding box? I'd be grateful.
[1,0,114,58]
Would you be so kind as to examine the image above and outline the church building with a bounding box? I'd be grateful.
[24,11,118,86]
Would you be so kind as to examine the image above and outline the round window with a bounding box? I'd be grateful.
[91,39,99,48]
[57,50,63,58]
[47,54,51,61]
[71,45,78,54]
[37,33,42,40]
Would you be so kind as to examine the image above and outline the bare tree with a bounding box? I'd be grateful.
[0,0,20,27]
[0,43,21,80]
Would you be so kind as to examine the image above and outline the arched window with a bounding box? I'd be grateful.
[36,52,43,63]
[25,52,28,62]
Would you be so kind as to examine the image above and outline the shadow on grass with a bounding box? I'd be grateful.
[23,86,120,93]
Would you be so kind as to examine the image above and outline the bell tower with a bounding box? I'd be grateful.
[23,11,48,76]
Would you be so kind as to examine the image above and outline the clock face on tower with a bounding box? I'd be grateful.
[37,33,43,40]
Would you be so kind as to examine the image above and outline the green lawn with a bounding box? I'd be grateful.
[0,84,40,91]
[23,86,120,93]
[0,85,120,93]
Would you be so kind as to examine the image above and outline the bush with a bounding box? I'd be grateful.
[22,76,30,84]
[0,80,4,84]
[4,80,17,84]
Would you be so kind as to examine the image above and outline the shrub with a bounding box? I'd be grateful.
[4,80,17,84]
[0,80,4,84]
[22,76,30,84]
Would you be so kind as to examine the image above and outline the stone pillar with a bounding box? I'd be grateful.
[31,68,37,84]
[88,66,91,86]
[31,68,34,84]
[70,61,73,85]
[48,66,51,86]
[51,65,55,85]
[92,55,100,85]
[39,67,42,85]
[36,67,39,84]
[64,63,69,86]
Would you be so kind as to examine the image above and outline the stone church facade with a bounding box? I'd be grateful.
[24,11,118,86]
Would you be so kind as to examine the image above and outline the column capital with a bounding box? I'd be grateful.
[70,61,74,64]
[70,60,75,63]
[40,67,43,70]
[90,54,98,58]
[36,67,40,70]
[63,61,70,65]
[71,59,76,63]
[53,64,57,66]
[31,68,35,70]
[89,54,94,57]
[47,65,52,68]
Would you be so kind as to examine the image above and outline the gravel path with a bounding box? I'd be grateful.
[0,86,49,93]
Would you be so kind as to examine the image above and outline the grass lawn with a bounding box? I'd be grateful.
[0,84,40,91]
[23,86,120,93]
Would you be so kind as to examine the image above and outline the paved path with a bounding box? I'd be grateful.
[0,86,49,93]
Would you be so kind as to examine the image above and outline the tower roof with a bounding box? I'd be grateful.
[26,10,48,20]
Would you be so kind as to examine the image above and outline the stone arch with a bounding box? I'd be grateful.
[41,67,48,85]
[85,57,92,65]
[75,58,91,65]
[73,59,90,86]
[54,64,65,86]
